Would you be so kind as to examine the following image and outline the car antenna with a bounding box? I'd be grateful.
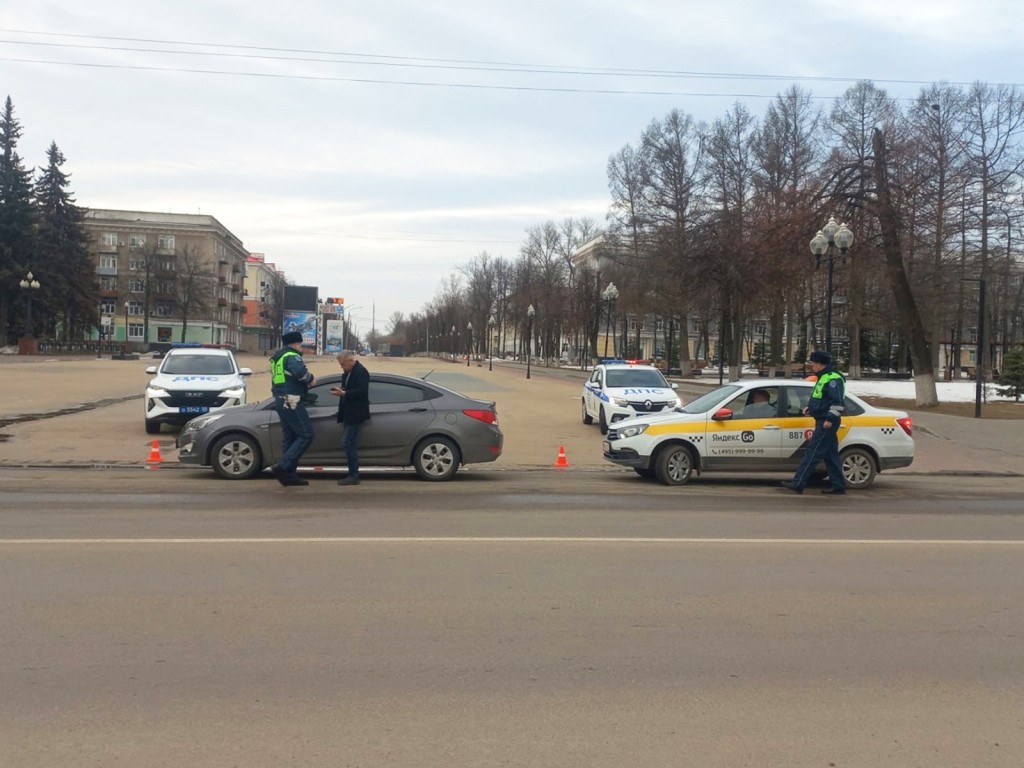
[421,369,435,380]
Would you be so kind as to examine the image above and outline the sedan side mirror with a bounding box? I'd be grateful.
[670,383,678,390]
[239,367,253,376]
[711,408,733,421]
[145,365,157,374]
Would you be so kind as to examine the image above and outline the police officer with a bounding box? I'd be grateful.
[269,331,317,486]
[781,349,846,495]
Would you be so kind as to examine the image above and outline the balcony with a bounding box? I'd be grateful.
[232,263,241,273]
[218,275,227,284]
[231,282,242,292]
[217,297,228,306]
[239,305,247,314]
[96,265,118,277]
[99,288,118,298]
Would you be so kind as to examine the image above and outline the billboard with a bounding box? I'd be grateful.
[324,318,345,355]
[283,311,318,348]
[284,285,318,312]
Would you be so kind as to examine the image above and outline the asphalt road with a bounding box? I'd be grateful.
[2,468,1023,767]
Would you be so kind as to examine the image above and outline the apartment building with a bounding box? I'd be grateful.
[82,210,250,349]
[240,253,286,353]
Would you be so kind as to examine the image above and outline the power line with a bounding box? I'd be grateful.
[0,57,842,99]
[0,27,1007,88]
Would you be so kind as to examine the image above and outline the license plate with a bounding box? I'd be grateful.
[181,406,209,414]
[602,441,610,453]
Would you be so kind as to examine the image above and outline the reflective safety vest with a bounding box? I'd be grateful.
[811,370,844,401]
[271,348,300,386]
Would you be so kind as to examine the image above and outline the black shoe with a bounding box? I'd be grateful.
[337,475,361,486]
[282,476,309,487]
[821,487,846,495]
[780,481,803,495]
[270,465,289,486]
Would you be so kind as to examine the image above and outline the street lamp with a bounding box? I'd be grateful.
[18,271,40,355]
[488,315,496,372]
[526,304,536,380]
[601,282,619,359]
[123,300,131,356]
[466,321,473,367]
[809,217,853,355]
[961,277,986,419]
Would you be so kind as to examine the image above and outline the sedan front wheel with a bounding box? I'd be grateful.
[211,433,263,480]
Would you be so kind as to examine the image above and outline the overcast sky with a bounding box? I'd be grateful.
[4,1,1024,332]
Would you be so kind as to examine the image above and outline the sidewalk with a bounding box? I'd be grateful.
[0,354,1020,476]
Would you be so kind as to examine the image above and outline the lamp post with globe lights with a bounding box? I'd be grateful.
[809,217,854,355]
[18,271,40,355]
[487,315,496,371]
[466,321,473,367]
[526,304,536,380]
[601,282,619,359]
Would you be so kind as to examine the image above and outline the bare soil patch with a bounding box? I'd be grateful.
[863,397,1024,420]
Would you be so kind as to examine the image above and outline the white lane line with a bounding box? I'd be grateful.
[0,537,1022,545]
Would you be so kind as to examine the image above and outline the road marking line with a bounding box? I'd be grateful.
[1,537,1022,545]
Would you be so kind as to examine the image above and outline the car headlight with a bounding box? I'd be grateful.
[146,387,170,398]
[183,413,224,432]
[669,397,681,408]
[617,423,649,439]
[219,387,245,399]
[613,397,629,407]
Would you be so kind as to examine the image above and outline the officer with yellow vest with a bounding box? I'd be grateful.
[782,349,846,495]
[269,331,317,486]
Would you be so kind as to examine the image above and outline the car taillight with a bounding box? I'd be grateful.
[897,417,913,436]
[463,409,497,425]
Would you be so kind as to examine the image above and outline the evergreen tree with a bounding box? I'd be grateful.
[34,141,98,340]
[0,96,37,342]
[996,347,1024,402]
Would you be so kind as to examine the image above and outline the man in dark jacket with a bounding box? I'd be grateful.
[269,331,317,486]
[331,350,370,485]
[781,349,847,495]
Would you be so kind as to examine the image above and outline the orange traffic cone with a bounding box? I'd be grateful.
[146,440,163,467]
[554,445,569,469]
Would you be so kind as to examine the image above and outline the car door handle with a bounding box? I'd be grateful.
[762,425,780,430]
[408,407,429,413]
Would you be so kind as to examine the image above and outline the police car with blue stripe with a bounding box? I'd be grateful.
[582,361,681,434]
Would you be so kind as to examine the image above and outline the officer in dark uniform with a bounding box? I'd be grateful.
[781,349,846,495]
[269,331,316,486]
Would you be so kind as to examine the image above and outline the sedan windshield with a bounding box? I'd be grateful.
[606,369,670,388]
[679,384,742,414]
[162,354,235,375]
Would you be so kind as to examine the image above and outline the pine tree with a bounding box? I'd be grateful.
[0,96,37,342]
[34,141,98,340]
[996,347,1024,402]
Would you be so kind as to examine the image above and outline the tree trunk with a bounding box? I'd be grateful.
[872,128,938,407]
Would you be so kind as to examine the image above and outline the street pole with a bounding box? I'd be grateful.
[467,322,472,367]
[526,304,535,380]
[825,249,834,355]
[976,279,985,419]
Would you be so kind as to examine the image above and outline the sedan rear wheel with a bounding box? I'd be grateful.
[413,436,461,481]
[840,447,877,490]
[211,433,263,480]
[654,444,695,486]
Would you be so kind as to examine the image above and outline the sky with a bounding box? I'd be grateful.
[4,0,1024,334]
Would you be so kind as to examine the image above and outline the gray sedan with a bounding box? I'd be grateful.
[176,372,503,481]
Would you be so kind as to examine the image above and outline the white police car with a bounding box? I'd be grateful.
[602,379,914,489]
[144,347,252,433]
[582,362,681,434]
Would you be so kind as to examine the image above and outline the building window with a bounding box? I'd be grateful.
[100,323,113,339]
[129,234,146,250]
[99,254,117,270]
[129,257,147,271]
[99,276,117,291]
[628,317,638,331]
[159,258,175,272]
[101,233,118,249]
[156,302,175,317]
[157,234,175,251]
[968,350,977,363]
[127,301,145,316]
[128,323,145,340]
[156,279,175,294]
[100,298,116,315]
[128,278,146,293]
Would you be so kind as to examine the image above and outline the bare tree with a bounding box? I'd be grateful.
[174,244,216,343]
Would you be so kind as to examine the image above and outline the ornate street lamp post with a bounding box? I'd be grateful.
[466,321,473,367]
[601,282,619,359]
[123,300,131,356]
[526,304,536,380]
[18,271,40,355]
[809,217,854,355]
[487,315,496,372]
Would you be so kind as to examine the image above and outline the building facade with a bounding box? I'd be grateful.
[240,253,285,354]
[82,210,250,349]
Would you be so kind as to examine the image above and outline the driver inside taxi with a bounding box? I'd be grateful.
[743,389,776,418]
